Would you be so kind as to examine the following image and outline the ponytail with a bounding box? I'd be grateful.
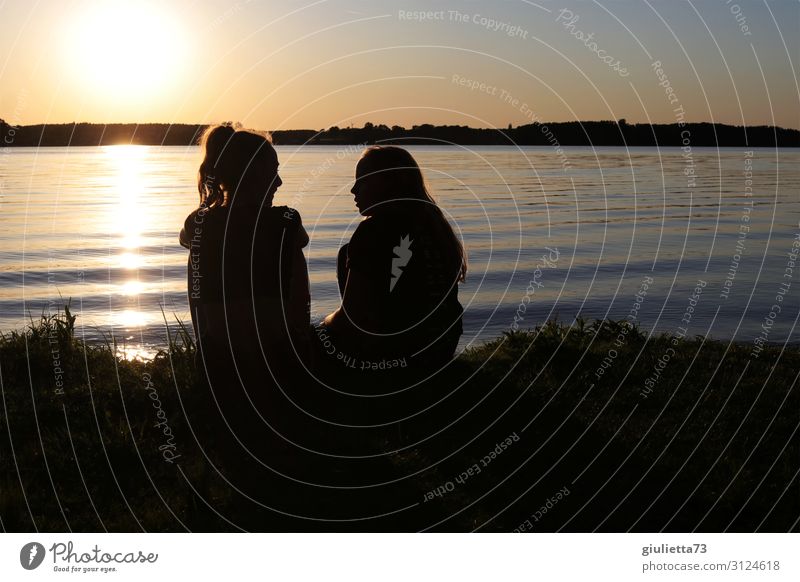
[197,123,273,208]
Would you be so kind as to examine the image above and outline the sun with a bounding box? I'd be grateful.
[65,1,187,100]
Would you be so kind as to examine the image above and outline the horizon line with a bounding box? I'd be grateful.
[3,119,799,132]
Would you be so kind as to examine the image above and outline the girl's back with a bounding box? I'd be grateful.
[184,203,310,361]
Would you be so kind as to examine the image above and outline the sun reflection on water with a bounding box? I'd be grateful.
[103,145,151,330]
[116,345,158,361]
[120,280,144,296]
[118,252,142,270]
[113,309,150,328]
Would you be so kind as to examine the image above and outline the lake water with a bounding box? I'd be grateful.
[1,145,798,358]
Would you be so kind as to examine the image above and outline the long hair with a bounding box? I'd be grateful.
[197,123,273,208]
[360,145,467,282]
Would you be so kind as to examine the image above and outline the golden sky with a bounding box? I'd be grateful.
[1,0,798,130]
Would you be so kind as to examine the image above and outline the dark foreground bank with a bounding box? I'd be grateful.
[0,308,797,532]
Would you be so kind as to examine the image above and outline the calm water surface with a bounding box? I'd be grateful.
[1,145,798,357]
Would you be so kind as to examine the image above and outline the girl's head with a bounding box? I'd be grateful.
[197,124,281,208]
[351,145,467,281]
[351,146,428,214]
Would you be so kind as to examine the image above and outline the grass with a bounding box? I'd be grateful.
[0,307,797,532]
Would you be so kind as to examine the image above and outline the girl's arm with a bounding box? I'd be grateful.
[179,226,190,249]
[323,265,381,340]
[179,211,198,249]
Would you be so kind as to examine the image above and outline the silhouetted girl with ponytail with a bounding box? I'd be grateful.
[180,124,311,486]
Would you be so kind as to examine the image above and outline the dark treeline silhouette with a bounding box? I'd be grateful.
[1,119,797,147]
[0,121,317,147]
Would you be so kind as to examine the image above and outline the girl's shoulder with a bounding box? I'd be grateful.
[184,205,226,226]
[266,206,308,247]
[180,206,227,244]
[353,210,417,240]
[268,205,302,224]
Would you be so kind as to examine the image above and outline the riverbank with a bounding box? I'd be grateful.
[1,120,797,147]
[1,308,797,531]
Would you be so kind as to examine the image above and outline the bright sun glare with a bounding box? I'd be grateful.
[66,1,186,99]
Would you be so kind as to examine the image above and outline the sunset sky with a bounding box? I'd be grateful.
[1,0,797,130]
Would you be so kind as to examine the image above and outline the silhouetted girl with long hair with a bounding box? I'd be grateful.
[323,146,466,371]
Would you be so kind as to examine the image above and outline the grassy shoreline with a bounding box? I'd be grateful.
[1,308,797,531]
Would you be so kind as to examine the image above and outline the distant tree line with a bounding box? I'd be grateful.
[0,119,797,147]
